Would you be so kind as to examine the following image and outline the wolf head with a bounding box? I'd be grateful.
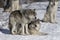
[28,19,40,31]
[23,9,36,21]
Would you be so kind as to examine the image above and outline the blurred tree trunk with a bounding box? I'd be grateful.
[42,0,58,23]
[0,0,4,8]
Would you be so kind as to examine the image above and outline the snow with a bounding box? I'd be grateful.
[0,2,60,40]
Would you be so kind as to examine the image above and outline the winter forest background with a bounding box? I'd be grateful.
[0,0,60,40]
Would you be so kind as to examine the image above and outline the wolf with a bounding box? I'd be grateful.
[8,9,36,35]
[4,0,20,12]
[0,0,4,8]
[11,0,20,11]
[28,19,41,35]
[3,0,11,12]
[42,0,58,23]
[28,19,48,35]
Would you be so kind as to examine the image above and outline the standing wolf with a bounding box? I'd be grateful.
[4,0,11,12]
[11,0,20,11]
[0,0,4,8]
[8,9,36,35]
[42,0,58,23]
[4,0,20,12]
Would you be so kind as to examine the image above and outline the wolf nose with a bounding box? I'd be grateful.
[35,17,36,19]
[13,31,16,33]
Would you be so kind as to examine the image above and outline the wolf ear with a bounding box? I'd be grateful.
[31,9,35,11]
[32,9,35,11]
[37,19,40,21]
[34,9,35,11]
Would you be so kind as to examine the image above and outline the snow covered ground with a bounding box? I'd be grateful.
[0,2,60,40]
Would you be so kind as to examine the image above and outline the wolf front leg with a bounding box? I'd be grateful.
[21,23,25,35]
[11,23,17,35]
[25,24,30,35]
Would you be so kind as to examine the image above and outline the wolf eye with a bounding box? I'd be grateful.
[35,17,36,19]
[35,25,37,27]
